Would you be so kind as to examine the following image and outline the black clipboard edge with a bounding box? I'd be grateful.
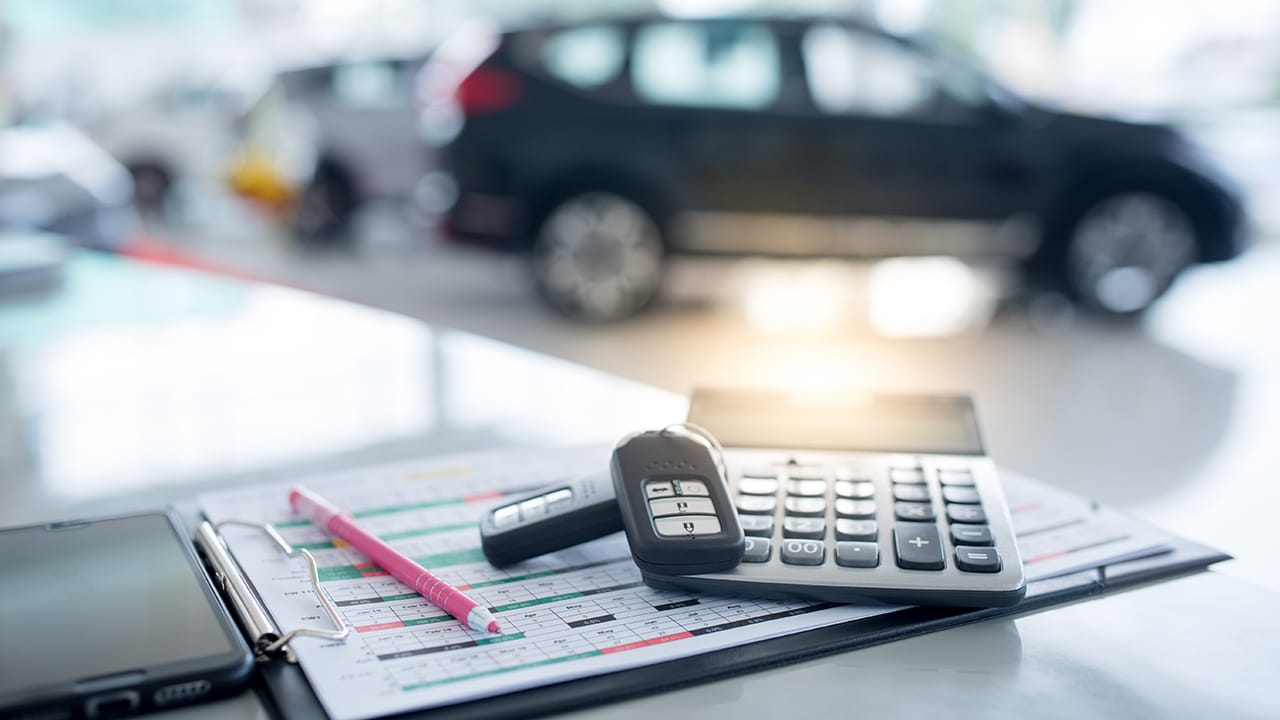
[252,537,1227,720]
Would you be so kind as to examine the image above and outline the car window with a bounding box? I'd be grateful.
[541,25,626,90]
[803,24,940,119]
[332,61,408,110]
[632,22,781,110]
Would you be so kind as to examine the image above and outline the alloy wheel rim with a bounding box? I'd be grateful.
[536,193,663,320]
[1068,193,1195,313]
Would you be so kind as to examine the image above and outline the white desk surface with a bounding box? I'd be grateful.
[2,254,1276,718]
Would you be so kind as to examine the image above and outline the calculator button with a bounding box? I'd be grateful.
[739,514,775,537]
[645,481,676,499]
[835,519,878,541]
[518,496,547,520]
[835,541,879,568]
[788,467,827,482]
[780,539,826,566]
[942,486,981,504]
[835,499,877,518]
[892,485,930,502]
[743,537,772,563]
[783,517,825,539]
[655,515,722,537]
[951,525,993,546]
[491,504,520,529]
[787,479,828,497]
[833,467,871,482]
[955,546,1002,573]
[938,469,976,486]
[895,502,936,521]
[784,497,827,516]
[648,497,716,518]
[946,505,987,524]
[738,477,780,496]
[544,489,573,510]
[835,481,875,499]
[674,479,710,497]
[736,495,778,514]
[894,523,945,571]
[890,468,926,485]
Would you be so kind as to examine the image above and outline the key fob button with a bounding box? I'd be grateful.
[645,481,676,499]
[491,504,520,529]
[674,479,710,496]
[544,489,574,510]
[649,497,716,517]
[654,515,723,537]
[518,496,546,520]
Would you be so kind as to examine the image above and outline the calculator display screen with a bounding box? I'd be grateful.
[688,390,985,455]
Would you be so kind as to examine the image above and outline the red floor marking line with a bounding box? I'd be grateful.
[356,621,406,633]
[117,234,334,295]
[599,631,694,654]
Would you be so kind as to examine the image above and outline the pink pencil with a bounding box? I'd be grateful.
[289,485,502,634]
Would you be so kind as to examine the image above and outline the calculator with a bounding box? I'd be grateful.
[638,389,1027,608]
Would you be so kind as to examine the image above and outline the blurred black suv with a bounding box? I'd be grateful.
[419,17,1245,321]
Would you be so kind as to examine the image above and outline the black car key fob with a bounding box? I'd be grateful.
[480,472,623,567]
[611,428,744,575]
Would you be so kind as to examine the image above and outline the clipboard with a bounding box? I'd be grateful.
[187,505,1228,720]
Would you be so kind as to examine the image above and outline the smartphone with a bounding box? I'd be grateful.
[0,511,254,719]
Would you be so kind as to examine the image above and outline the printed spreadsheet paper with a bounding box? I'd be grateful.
[198,447,1173,720]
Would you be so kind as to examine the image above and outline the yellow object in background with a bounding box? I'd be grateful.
[226,147,295,211]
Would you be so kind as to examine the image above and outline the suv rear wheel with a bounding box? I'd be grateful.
[294,162,357,244]
[1061,191,1197,314]
[532,192,666,321]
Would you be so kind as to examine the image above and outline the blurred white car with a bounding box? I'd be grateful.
[85,78,260,214]
[228,56,431,241]
[0,122,138,250]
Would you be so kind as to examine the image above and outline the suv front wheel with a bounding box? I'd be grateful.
[531,192,666,322]
[1061,191,1198,314]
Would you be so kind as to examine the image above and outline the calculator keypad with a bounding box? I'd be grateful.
[726,457,1011,580]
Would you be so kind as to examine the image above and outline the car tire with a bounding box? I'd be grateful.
[127,162,172,213]
[1054,190,1198,314]
[531,192,666,322]
[294,162,357,244]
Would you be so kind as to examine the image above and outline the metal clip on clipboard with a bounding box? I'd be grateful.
[195,519,349,664]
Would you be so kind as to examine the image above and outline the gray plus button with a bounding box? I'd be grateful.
[894,522,944,570]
